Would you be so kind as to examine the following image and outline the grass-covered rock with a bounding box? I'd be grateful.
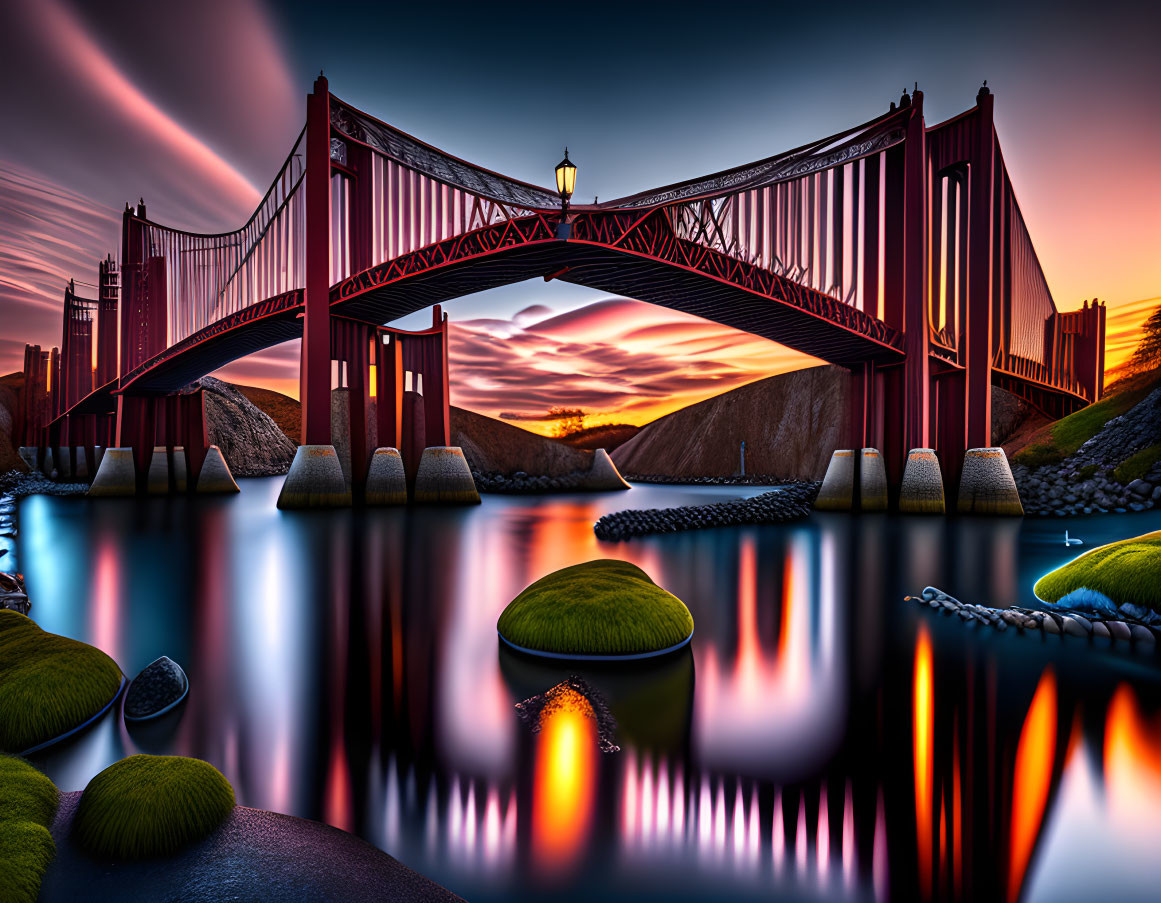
[1035,531,1161,613]
[497,559,693,658]
[0,610,122,754]
[0,756,60,903]
[73,755,235,859]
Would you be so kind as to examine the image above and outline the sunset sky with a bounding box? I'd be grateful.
[1,0,1158,430]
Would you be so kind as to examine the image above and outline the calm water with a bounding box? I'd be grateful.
[14,481,1161,902]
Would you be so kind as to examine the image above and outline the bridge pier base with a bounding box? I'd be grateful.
[277,445,351,508]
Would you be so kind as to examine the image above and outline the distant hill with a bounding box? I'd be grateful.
[450,407,593,476]
[612,366,850,481]
[555,423,640,452]
[236,384,300,444]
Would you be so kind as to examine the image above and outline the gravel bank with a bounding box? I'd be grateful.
[594,482,819,541]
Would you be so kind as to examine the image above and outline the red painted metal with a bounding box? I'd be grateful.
[36,83,1104,505]
[965,89,995,450]
[302,75,333,446]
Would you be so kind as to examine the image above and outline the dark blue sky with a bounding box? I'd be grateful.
[1,0,1156,393]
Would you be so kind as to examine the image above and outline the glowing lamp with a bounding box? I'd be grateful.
[555,149,577,210]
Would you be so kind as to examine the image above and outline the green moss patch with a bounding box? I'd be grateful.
[73,755,235,859]
[0,611,123,754]
[0,756,60,903]
[1112,443,1161,484]
[497,559,694,658]
[1035,531,1161,613]
[1014,371,1161,467]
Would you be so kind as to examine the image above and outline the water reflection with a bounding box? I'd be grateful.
[15,482,1161,902]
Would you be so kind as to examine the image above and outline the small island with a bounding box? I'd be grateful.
[497,559,694,660]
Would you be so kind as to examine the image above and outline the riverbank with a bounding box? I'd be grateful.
[40,792,464,903]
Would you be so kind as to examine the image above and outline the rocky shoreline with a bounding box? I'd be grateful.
[472,468,590,493]
[622,473,801,487]
[594,482,819,541]
[906,586,1160,648]
[1012,383,1161,517]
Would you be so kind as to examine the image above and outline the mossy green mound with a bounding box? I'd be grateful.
[0,610,123,754]
[73,755,235,859]
[497,559,693,658]
[1034,531,1161,613]
[0,756,60,903]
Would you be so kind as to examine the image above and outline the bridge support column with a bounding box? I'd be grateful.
[965,87,995,450]
[301,74,333,448]
[934,370,967,495]
[109,390,210,494]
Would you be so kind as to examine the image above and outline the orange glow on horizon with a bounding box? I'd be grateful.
[913,624,934,899]
[532,687,598,873]
[1008,669,1057,903]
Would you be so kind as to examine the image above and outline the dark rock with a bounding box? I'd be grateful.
[124,655,189,721]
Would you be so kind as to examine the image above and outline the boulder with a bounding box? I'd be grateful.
[123,656,189,721]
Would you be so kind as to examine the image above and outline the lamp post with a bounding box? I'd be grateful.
[555,148,576,216]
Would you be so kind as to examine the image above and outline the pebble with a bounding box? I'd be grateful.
[1107,621,1132,641]
[1092,621,1110,638]
[1061,616,1090,637]
[1130,625,1156,644]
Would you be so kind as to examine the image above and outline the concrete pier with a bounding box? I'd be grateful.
[580,448,631,491]
[859,448,888,511]
[364,448,408,505]
[277,445,351,508]
[88,449,138,497]
[957,447,1024,515]
[195,445,239,494]
[146,447,170,495]
[814,450,855,510]
[899,448,946,514]
[53,447,71,480]
[413,447,480,504]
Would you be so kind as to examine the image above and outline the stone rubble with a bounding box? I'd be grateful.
[1012,384,1161,517]
[593,482,819,541]
[905,585,1161,649]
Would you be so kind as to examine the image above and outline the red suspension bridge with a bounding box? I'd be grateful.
[21,78,1104,502]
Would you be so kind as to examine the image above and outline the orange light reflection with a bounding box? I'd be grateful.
[1008,669,1057,903]
[532,687,597,873]
[913,623,933,899]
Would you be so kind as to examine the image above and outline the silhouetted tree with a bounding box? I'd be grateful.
[1128,303,1161,373]
[548,407,587,437]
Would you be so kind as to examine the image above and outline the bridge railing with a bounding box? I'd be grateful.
[608,107,910,319]
[125,128,307,351]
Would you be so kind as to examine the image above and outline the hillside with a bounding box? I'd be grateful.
[612,366,851,481]
[236,384,300,443]
[450,407,594,476]
[0,373,26,474]
[556,423,641,452]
